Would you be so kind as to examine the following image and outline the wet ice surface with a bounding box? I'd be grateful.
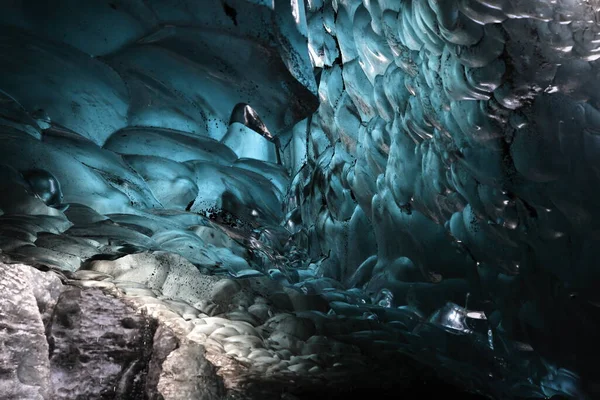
[0,0,599,399]
[294,0,600,398]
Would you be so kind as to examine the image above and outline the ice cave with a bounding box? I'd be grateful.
[1,0,599,399]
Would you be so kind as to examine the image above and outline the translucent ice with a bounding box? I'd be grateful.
[0,0,599,398]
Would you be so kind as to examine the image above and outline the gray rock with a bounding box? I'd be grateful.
[0,262,225,400]
[47,287,157,399]
[0,263,59,400]
[157,342,225,400]
[146,325,179,400]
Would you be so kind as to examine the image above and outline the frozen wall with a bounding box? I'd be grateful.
[0,0,598,399]
[283,1,600,398]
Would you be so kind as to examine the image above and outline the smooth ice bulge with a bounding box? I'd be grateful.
[0,0,599,399]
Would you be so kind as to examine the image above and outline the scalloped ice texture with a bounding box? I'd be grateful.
[0,0,319,281]
[283,0,600,398]
[0,0,599,399]
[0,3,314,291]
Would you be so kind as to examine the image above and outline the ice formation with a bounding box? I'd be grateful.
[0,0,599,399]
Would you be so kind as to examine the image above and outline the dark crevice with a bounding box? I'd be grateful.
[185,198,195,211]
[223,2,238,26]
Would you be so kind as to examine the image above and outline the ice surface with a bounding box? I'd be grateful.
[286,0,600,397]
[0,27,129,145]
[0,0,599,398]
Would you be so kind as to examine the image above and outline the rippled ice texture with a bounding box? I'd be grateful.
[287,0,600,398]
[0,0,599,399]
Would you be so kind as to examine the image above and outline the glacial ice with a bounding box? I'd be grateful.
[0,0,599,398]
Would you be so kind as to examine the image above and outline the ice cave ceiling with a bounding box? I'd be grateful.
[1,0,600,399]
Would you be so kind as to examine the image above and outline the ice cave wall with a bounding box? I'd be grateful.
[283,0,600,396]
[0,0,600,399]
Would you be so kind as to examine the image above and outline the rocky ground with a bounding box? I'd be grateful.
[1,260,489,400]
